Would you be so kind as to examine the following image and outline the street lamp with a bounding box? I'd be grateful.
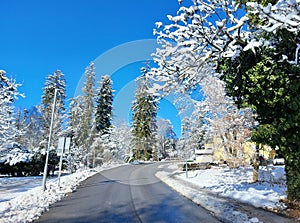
[42,88,58,191]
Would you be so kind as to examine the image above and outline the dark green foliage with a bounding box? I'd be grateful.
[237,0,278,6]
[219,28,300,199]
[0,149,59,176]
[41,70,66,148]
[131,74,158,160]
[95,76,114,134]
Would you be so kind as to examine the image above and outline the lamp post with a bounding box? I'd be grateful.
[42,88,58,191]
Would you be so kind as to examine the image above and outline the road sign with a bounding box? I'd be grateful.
[64,137,71,154]
[57,137,65,156]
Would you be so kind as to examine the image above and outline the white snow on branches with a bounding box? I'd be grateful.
[247,0,300,34]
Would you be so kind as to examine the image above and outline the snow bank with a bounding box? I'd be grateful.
[0,170,95,223]
[156,164,287,223]
[179,166,286,209]
[0,161,123,223]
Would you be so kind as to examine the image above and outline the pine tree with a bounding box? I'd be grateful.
[22,106,43,150]
[131,72,158,161]
[81,62,96,166]
[0,70,23,149]
[38,70,66,175]
[68,95,86,167]
[89,75,114,166]
[95,75,113,134]
[68,96,84,147]
[14,108,27,147]
[41,70,66,149]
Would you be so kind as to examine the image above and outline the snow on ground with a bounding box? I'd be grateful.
[0,176,56,203]
[0,162,122,223]
[0,161,289,223]
[156,163,287,223]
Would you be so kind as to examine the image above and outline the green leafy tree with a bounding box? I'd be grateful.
[219,1,300,200]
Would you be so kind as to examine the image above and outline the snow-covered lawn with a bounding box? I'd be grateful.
[156,163,288,223]
[180,165,286,209]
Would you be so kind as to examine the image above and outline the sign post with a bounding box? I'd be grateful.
[57,137,71,188]
[57,137,65,187]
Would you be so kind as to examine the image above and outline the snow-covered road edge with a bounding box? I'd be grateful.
[156,170,263,223]
[0,163,123,223]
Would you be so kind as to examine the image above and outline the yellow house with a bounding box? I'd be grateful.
[205,134,273,166]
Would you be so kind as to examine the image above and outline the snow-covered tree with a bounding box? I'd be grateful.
[95,75,113,134]
[36,70,66,176]
[109,121,133,162]
[81,62,96,166]
[148,0,250,95]
[41,70,66,150]
[219,0,300,200]
[131,73,158,161]
[0,143,34,176]
[147,0,256,164]
[177,108,208,159]
[14,108,27,147]
[156,118,177,159]
[67,95,86,168]
[0,70,23,148]
[90,122,131,165]
[149,0,300,201]
[0,70,26,174]
[14,106,43,150]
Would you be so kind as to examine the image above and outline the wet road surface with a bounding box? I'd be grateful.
[34,162,221,223]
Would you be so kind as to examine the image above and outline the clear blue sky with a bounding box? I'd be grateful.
[0,0,183,136]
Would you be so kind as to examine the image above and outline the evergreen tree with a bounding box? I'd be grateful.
[81,62,96,166]
[90,75,114,166]
[68,95,86,167]
[41,70,66,149]
[131,72,158,160]
[95,75,113,134]
[38,70,66,175]
[0,70,23,147]
[14,108,27,147]
[22,106,43,150]
[0,70,23,149]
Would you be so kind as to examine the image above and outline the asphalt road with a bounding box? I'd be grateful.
[34,162,221,223]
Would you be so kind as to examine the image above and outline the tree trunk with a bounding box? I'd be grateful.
[253,143,260,183]
[285,154,300,201]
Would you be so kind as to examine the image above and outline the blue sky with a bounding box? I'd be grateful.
[0,0,184,136]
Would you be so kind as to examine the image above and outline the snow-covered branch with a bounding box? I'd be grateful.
[247,0,300,34]
[149,0,252,96]
[247,0,300,64]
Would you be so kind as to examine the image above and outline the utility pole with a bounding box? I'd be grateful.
[42,88,58,191]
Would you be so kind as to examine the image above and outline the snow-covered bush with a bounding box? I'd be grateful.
[0,143,33,176]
